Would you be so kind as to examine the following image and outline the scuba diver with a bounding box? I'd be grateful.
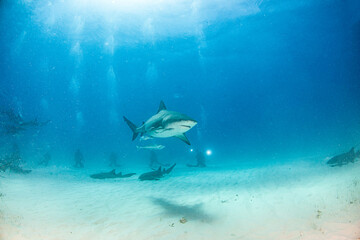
[38,151,51,166]
[108,152,120,168]
[187,149,207,168]
[73,149,84,168]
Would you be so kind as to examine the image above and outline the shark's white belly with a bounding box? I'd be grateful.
[148,128,185,138]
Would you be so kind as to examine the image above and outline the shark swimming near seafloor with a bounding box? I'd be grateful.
[90,169,136,179]
[123,101,197,145]
[138,163,176,181]
[326,147,359,167]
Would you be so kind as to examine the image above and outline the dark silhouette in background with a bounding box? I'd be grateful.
[108,152,120,168]
[38,151,51,166]
[73,149,84,168]
[187,149,206,168]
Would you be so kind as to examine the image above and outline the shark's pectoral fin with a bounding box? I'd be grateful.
[149,126,160,132]
[157,100,167,113]
[175,134,191,145]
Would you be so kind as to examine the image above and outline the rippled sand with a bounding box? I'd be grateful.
[0,161,359,240]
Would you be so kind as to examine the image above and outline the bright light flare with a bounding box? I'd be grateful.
[29,0,262,44]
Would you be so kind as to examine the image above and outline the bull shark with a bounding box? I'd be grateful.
[123,101,197,145]
[90,169,136,179]
[326,147,359,167]
[138,163,176,181]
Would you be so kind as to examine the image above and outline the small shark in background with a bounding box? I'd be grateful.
[90,169,136,179]
[124,101,197,145]
[326,147,359,167]
[0,109,50,135]
[138,163,176,181]
[20,119,51,128]
[136,144,165,150]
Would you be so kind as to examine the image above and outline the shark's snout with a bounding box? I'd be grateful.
[188,120,197,128]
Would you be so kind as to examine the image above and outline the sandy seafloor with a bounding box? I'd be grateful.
[0,159,359,240]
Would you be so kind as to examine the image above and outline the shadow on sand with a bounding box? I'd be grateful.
[151,197,214,223]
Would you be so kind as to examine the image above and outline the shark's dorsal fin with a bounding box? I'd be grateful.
[350,147,355,153]
[157,166,162,172]
[111,169,116,174]
[157,100,166,113]
[175,133,191,145]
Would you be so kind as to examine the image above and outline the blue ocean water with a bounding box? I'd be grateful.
[0,0,360,167]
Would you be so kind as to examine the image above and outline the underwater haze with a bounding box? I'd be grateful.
[1,0,360,164]
[1,0,360,239]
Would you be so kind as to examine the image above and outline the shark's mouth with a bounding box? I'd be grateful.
[181,125,191,128]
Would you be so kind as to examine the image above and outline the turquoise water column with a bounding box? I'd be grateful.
[69,15,85,139]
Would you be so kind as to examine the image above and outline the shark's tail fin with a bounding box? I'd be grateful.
[164,163,176,174]
[123,116,139,141]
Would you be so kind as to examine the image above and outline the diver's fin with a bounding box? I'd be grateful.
[123,116,139,141]
[175,133,191,145]
[157,100,166,113]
